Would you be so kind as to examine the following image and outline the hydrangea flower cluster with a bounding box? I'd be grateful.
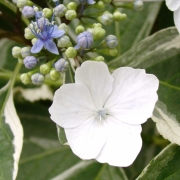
[11,0,160,167]
[12,0,129,85]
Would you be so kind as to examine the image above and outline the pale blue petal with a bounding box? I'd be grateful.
[88,0,95,4]
[51,25,65,38]
[44,39,59,55]
[31,39,44,54]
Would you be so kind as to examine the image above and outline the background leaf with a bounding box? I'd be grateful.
[136,143,180,180]
[0,82,23,180]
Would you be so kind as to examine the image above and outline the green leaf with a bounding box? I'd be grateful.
[136,143,180,180]
[112,2,162,54]
[0,82,23,180]
[109,27,180,69]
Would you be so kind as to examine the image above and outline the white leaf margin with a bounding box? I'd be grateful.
[14,84,53,102]
[4,91,23,180]
[152,101,180,145]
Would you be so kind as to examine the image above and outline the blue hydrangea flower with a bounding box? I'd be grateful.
[30,15,65,55]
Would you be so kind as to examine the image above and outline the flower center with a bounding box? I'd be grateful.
[96,108,106,121]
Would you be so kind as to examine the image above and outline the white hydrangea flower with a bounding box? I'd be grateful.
[165,0,180,33]
[49,61,159,167]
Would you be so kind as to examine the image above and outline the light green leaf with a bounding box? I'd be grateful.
[152,101,180,145]
[136,143,180,180]
[111,2,162,54]
[109,27,180,68]
[0,83,23,180]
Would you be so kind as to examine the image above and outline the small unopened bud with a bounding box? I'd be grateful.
[113,11,127,21]
[42,8,53,18]
[76,31,93,49]
[65,47,77,58]
[57,35,71,48]
[31,73,44,85]
[31,38,37,45]
[12,46,22,58]
[54,59,69,72]
[24,27,35,39]
[21,46,31,58]
[93,23,102,28]
[95,1,105,9]
[17,0,27,8]
[23,56,38,69]
[22,6,35,18]
[40,63,51,75]
[93,27,106,40]
[37,17,49,30]
[134,0,144,11]
[20,73,31,85]
[105,35,118,48]
[65,10,77,20]
[58,23,69,34]
[94,56,104,61]
[67,2,77,10]
[50,69,60,81]
[54,4,67,17]
[99,12,113,25]
[108,48,118,56]
[75,25,85,34]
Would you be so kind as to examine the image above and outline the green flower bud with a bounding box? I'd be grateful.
[65,10,77,20]
[20,73,31,85]
[93,23,102,28]
[113,10,127,21]
[17,0,27,8]
[21,46,31,58]
[94,56,104,61]
[40,63,51,75]
[31,38,37,45]
[31,73,44,85]
[65,47,77,58]
[75,25,85,34]
[59,23,69,34]
[50,69,60,81]
[101,0,111,4]
[99,12,113,25]
[67,2,77,10]
[95,1,105,9]
[57,35,72,48]
[42,8,53,18]
[108,48,118,56]
[12,46,22,58]
[54,4,67,17]
[93,27,106,40]
[24,27,35,39]
[97,48,118,56]
[134,0,144,11]
[27,0,33,6]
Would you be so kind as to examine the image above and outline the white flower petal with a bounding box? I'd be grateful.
[75,61,114,109]
[166,0,180,11]
[105,67,159,125]
[65,117,107,159]
[174,8,180,33]
[96,116,142,167]
[49,84,96,128]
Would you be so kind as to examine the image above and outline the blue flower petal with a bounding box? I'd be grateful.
[88,0,95,4]
[51,25,65,38]
[31,39,44,54]
[44,39,59,55]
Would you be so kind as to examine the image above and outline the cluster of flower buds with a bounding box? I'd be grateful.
[11,0,130,85]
